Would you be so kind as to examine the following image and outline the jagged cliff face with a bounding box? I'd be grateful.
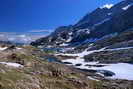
[31,0,133,48]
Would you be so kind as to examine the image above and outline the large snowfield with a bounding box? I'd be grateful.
[61,47,133,80]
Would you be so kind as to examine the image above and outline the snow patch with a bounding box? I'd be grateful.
[59,47,106,57]
[106,47,133,51]
[58,47,133,58]
[87,76,100,81]
[108,13,112,15]
[63,58,133,80]
[100,4,114,9]
[122,4,132,10]
[94,18,110,26]
[66,36,72,42]
[90,63,133,80]
[59,43,69,46]
[62,57,98,66]
[77,28,90,34]
[102,63,133,80]
[60,46,133,80]
[16,47,22,50]
[0,62,24,68]
[0,47,7,51]
[68,32,73,35]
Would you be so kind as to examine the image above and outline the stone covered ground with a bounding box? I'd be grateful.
[0,44,132,89]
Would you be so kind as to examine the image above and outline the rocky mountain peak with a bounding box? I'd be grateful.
[31,0,133,48]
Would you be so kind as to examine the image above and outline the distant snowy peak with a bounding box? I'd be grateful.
[100,4,114,9]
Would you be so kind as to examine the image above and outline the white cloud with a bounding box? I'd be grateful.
[0,29,54,44]
[0,32,46,44]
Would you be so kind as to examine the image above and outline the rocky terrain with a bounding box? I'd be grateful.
[0,44,91,89]
[84,30,133,63]
[0,44,132,89]
[0,0,132,89]
[30,0,133,88]
[31,0,133,48]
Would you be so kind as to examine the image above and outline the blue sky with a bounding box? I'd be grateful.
[0,0,122,33]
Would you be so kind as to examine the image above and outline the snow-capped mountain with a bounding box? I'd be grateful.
[31,0,133,47]
[30,0,133,83]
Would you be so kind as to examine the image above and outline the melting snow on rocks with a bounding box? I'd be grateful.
[77,62,133,80]
[60,47,133,80]
[98,63,133,80]
[58,47,106,57]
[63,59,133,80]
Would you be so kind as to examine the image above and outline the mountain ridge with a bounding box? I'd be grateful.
[31,0,133,48]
